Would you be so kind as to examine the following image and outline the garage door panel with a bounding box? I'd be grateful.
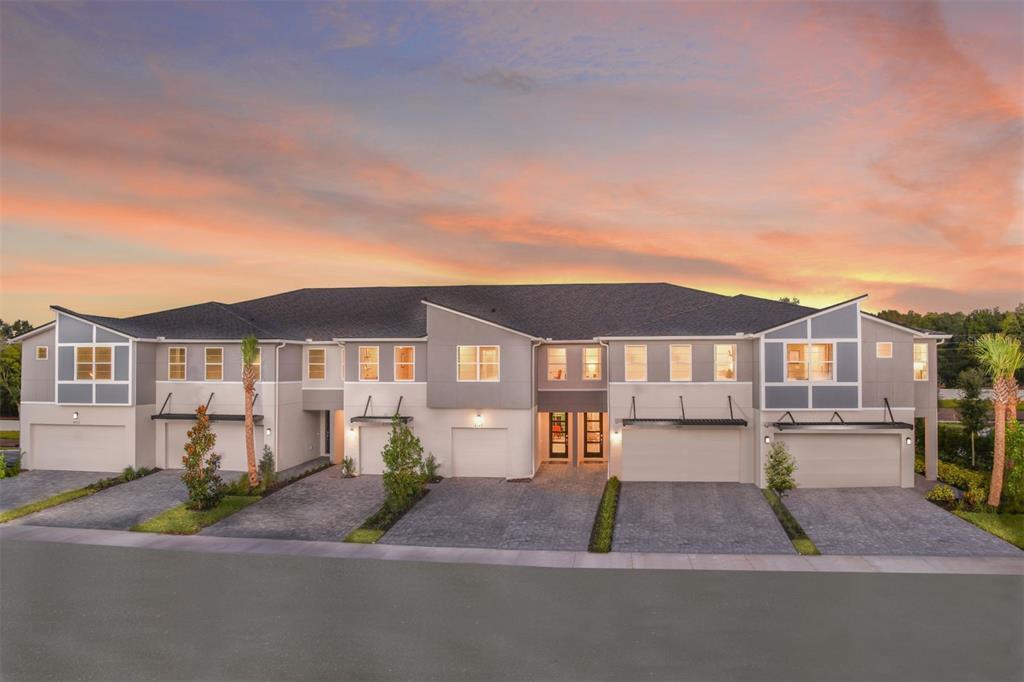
[622,428,740,482]
[452,427,507,478]
[359,426,390,475]
[164,422,249,472]
[30,424,129,472]
[783,433,900,488]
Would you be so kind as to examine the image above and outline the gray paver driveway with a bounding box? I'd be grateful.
[613,482,795,554]
[1,470,108,512]
[785,487,1022,556]
[202,466,384,542]
[382,463,605,550]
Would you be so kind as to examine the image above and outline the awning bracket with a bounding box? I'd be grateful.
[158,392,172,416]
[205,392,214,411]
[679,396,686,420]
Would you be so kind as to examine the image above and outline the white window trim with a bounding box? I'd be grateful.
[168,346,187,381]
[875,342,893,359]
[307,347,327,381]
[74,344,116,382]
[358,346,379,382]
[669,344,693,382]
[35,346,48,360]
[624,344,647,382]
[394,345,414,382]
[582,346,602,381]
[714,343,738,382]
[547,347,567,382]
[783,342,835,383]
[913,342,929,382]
[456,345,501,382]
[205,347,224,382]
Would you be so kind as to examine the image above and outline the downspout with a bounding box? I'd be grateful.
[274,341,286,469]
[595,338,611,480]
[336,340,347,464]
[530,338,544,478]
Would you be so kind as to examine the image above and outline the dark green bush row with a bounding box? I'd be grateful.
[915,456,988,491]
[916,422,994,471]
[588,477,620,553]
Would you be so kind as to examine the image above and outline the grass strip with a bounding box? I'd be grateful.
[344,489,429,543]
[0,468,158,524]
[954,511,1024,550]
[762,488,821,556]
[132,495,260,534]
[588,476,621,553]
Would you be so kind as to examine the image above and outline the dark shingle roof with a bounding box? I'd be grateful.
[49,283,824,341]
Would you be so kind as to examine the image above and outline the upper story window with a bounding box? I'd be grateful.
[394,346,414,382]
[205,347,223,381]
[670,344,692,382]
[785,343,833,381]
[547,348,567,381]
[913,343,928,381]
[76,346,112,381]
[35,346,48,360]
[245,347,261,382]
[303,348,323,380]
[624,345,647,382]
[714,344,737,382]
[458,345,500,382]
[876,342,893,359]
[359,346,379,381]
[168,347,186,380]
[583,347,601,381]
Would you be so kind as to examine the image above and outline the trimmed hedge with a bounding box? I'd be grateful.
[588,477,621,553]
[915,456,988,491]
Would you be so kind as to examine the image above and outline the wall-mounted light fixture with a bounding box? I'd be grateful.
[764,435,771,444]
[265,427,272,437]
[905,436,912,446]
[611,430,622,443]
[72,411,79,422]
[473,412,484,428]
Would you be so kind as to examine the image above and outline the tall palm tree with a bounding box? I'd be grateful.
[972,334,1024,507]
[241,335,260,489]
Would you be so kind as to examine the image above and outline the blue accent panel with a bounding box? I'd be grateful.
[114,346,130,380]
[58,383,92,404]
[765,385,808,409]
[58,314,93,343]
[811,304,858,339]
[96,328,129,343]
[96,384,130,404]
[836,342,858,382]
[58,346,75,381]
[765,320,807,339]
[812,385,859,409]
[764,343,784,383]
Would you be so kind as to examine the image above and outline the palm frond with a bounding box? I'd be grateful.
[972,334,1024,380]
[240,335,260,367]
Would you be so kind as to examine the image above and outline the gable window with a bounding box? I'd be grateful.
[913,343,928,381]
[624,345,647,382]
[244,347,261,382]
[359,346,379,381]
[670,344,692,381]
[394,346,414,382]
[786,343,833,381]
[714,344,737,381]
[457,345,500,382]
[583,347,601,381]
[547,348,567,381]
[307,348,326,380]
[76,346,113,381]
[876,342,893,359]
[205,347,223,381]
[168,347,186,381]
[35,346,48,360]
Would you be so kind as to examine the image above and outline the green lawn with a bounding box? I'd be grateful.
[343,528,385,544]
[132,496,260,534]
[955,512,1024,550]
[762,489,821,556]
[0,487,96,523]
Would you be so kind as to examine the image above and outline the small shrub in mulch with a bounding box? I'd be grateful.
[588,477,621,553]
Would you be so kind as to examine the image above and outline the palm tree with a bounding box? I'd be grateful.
[972,334,1024,507]
[241,335,260,489]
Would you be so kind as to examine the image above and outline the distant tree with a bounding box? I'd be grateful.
[1001,304,1024,340]
[0,319,30,419]
[181,405,224,510]
[0,320,32,340]
[956,368,990,468]
[777,297,801,305]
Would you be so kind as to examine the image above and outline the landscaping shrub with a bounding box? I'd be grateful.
[122,466,138,481]
[420,452,442,483]
[588,476,620,553]
[764,441,797,496]
[961,485,989,511]
[340,457,355,478]
[936,423,995,471]
[222,473,252,496]
[181,406,224,511]
[917,456,989,492]
[259,444,276,487]
[381,417,426,513]
[925,484,956,505]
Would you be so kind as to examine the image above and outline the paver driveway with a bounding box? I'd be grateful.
[202,466,384,542]
[784,488,1021,556]
[1,470,108,512]
[613,482,795,554]
[382,463,605,550]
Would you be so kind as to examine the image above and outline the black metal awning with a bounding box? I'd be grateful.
[151,413,264,424]
[622,417,747,427]
[771,400,912,431]
[350,395,412,424]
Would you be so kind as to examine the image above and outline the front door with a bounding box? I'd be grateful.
[549,412,569,459]
[584,412,604,459]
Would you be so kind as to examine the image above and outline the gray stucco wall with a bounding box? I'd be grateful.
[835,342,859,382]
[811,385,859,409]
[536,343,607,389]
[860,317,920,408]
[765,320,807,340]
[765,385,808,409]
[57,314,93,343]
[811,304,858,339]
[54,313,131,405]
[536,390,607,412]
[302,389,345,411]
[21,327,55,403]
[607,340,753,383]
[345,342,426,383]
[135,342,156,405]
[57,384,92,403]
[154,343,280,382]
[279,344,302,382]
[426,306,533,409]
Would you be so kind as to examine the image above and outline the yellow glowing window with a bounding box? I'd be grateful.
[168,347,186,381]
[205,347,223,381]
[76,345,113,381]
[624,345,647,382]
[583,347,601,381]
[670,344,692,381]
[457,345,500,381]
[36,346,48,360]
[876,342,893,359]
[786,344,808,381]
[547,348,567,381]
[394,346,414,382]
[810,344,833,381]
[714,344,737,381]
[307,348,326,380]
[913,343,928,381]
[358,346,378,381]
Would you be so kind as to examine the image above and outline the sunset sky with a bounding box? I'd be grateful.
[2,1,1022,326]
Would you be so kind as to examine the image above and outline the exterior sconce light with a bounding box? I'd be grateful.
[611,430,621,442]
[905,436,912,446]
[265,428,272,437]
[349,426,356,434]
[474,412,484,428]
[72,411,79,422]
[764,436,771,444]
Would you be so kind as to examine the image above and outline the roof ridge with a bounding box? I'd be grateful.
[215,302,278,338]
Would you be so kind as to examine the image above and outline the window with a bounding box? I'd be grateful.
[547,348,567,381]
[810,343,833,381]
[205,347,223,381]
[35,346,48,360]
[583,347,601,381]
[457,345,500,381]
[306,348,326,380]
[359,346,379,381]
[786,344,808,381]
[168,347,186,381]
[670,344,692,382]
[914,343,928,381]
[786,343,833,381]
[624,345,647,382]
[244,347,261,382]
[75,346,113,381]
[394,346,414,382]
[714,344,737,381]
[876,342,893,359]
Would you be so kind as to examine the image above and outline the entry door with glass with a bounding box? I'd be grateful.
[549,412,569,459]
[584,412,604,459]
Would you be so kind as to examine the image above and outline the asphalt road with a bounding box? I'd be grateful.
[1,540,1021,681]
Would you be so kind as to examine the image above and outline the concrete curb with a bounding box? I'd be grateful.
[2,524,1022,575]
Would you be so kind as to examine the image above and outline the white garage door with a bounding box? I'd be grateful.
[30,424,130,472]
[452,427,507,478]
[781,433,901,488]
[164,422,249,473]
[621,428,741,482]
[359,426,390,475]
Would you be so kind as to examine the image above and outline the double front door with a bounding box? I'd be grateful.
[549,412,604,462]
